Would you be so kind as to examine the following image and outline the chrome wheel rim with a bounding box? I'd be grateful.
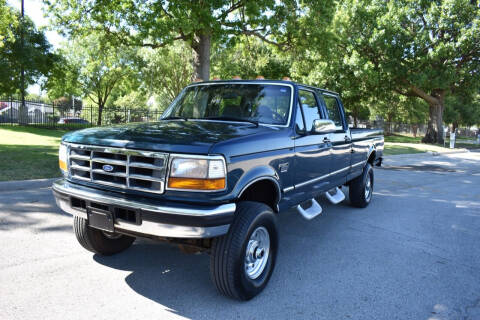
[244,226,270,280]
[365,174,372,201]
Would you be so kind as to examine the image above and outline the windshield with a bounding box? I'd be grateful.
[162,84,292,125]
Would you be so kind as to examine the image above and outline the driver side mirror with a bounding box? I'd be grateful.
[313,119,336,133]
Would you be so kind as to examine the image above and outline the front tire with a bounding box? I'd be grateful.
[73,216,135,255]
[349,163,374,208]
[210,201,278,301]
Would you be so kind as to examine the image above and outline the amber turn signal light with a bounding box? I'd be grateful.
[59,159,67,171]
[168,177,225,190]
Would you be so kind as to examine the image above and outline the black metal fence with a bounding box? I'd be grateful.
[0,97,164,128]
[356,120,479,138]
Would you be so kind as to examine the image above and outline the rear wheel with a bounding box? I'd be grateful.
[210,201,278,300]
[349,163,374,208]
[73,216,135,255]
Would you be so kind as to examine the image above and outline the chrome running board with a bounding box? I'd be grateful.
[325,187,345,204]
[296,199,323,220]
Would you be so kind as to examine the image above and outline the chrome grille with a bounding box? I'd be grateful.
[68,144,168,194]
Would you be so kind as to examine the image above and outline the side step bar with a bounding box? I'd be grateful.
[297,187,346,220]
[325,187,345,204]
[297,199,322,220]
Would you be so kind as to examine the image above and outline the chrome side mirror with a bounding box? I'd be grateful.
[313,119,337,133]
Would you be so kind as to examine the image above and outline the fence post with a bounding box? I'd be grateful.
[10,96,13,125]
[90,106,93,125]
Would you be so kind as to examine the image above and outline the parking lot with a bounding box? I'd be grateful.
[1,152,479,320]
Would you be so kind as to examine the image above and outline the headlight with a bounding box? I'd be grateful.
[59,144,68,175]
[167,155,226,191]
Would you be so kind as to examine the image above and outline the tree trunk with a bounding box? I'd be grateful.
[192,32,211,81]
[412,124,418,137]
[97,102,104,126]
[422,100,444,144]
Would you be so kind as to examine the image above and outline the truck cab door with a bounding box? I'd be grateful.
[292,90,333,200]
[320,93,352,186]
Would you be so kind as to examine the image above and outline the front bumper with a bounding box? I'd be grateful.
[52,179,235,238]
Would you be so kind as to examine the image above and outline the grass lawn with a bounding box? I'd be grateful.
[0,126,69,181]
[383,145,426,156]
[384,134,422,144]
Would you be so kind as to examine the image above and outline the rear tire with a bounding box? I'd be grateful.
[210,201,278,301]
[349,163,374,208]
[73,216,135,255]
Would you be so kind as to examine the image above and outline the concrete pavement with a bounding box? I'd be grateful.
[1,152,479,320]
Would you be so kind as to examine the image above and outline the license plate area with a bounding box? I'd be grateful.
[87,206,114,232]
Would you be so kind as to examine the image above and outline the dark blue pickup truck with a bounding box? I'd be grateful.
[53,80,383,300]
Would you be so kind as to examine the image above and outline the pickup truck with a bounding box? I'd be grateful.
[53,80,383,300]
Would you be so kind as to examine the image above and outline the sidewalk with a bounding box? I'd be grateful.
[381,149,479,174]
[385,142,470,154]
[0,177,58,192]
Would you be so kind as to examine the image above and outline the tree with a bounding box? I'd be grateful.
[49,34,138,125]
[139,43,193,106]
[45,0,334,81]
[292,49,373,127]
[444,92,480,131]
[322,0,480,144]
[45,54,82,101]
[0,0,17,48]
[211,37,291,80]
[0,8,57,96]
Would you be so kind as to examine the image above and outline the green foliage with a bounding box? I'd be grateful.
[296,0,480,142]
[444,93,480,127]
[211,37,291,80]
[0,8,58,96]
[0,0,17,47]
[45,53,81,100]
[139,43,193,108]
[112,91,148,110]
[45,0,336,80]
[48,34,139,124]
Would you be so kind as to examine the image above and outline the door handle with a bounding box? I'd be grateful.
[323,137,331,143]
[344,135,351,142]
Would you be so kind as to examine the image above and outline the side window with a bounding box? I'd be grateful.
[295,102,305,134]
[323,95,344,130]
[299,90,321,133]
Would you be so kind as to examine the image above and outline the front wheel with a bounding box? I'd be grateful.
[73,216,135,255]
[210,201,278,301]
[349,163,374,208]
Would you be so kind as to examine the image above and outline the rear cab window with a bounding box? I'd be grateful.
[322,94,345,131]
[298,90,322,133]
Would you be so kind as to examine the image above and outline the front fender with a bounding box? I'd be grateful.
[231,165,281,204]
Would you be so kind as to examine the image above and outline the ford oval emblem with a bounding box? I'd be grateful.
[102,164,114,172]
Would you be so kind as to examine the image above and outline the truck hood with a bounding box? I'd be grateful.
[62,120,280,154]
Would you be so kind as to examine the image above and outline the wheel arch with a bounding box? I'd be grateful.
[237,176,281,213]
[367,145,376,165]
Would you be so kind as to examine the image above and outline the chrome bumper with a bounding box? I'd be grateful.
[52,179,235,239]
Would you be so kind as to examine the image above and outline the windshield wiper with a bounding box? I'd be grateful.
[205,116,259,127]
[162,116,188,121]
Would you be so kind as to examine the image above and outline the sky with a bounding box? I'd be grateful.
[7,0,64,94]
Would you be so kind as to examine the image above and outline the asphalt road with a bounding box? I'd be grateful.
[1,152,479,320]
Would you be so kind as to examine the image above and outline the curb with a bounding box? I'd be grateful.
[0,177,59,192]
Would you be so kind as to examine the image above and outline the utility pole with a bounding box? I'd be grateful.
[19,0,26,124]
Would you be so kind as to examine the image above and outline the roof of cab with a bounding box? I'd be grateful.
[189,79,339,96]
